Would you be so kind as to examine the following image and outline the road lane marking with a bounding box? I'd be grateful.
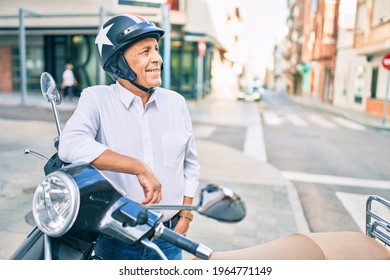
[331,116,366,131]
[336,192,367,232]
[308,115,337,128]
[286,113,307,126]
[282,171,390,189]
[263,112,284,126]
[244,124,267,162]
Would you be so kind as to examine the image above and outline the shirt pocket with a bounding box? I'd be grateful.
[162,133,188,168]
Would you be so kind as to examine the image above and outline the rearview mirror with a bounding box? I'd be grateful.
[40,72,62,105]
[197,184,246,222]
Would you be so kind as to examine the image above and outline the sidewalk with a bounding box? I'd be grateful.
[0,92,310,259]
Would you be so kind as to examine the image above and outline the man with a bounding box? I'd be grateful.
[58,14,200,260]
[61,63,78,99]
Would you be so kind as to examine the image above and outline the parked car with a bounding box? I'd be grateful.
[237,84,264,102]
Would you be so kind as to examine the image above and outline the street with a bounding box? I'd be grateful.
[261,90,390,232]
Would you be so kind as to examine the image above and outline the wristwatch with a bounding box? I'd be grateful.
[179,210,193,221]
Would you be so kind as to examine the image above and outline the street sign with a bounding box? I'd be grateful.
[381,52,390,70]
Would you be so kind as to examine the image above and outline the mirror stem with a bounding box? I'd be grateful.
[50,99,62,136]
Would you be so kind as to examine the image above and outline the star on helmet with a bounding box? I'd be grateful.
[95,23,114,57]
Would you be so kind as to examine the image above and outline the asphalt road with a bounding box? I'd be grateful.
[261,91,390,232]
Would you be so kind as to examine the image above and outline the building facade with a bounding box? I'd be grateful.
[280,0,390,117]
[285,0,305,95]
[353,0,390,117]
[283,0,340,101]
[0,0,242,100]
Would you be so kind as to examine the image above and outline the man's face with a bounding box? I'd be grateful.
[123,37,162,89]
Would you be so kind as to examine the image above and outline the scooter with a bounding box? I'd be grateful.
[10,72,246,260]
[11,73,390,261]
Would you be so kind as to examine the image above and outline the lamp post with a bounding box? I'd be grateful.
[18,8,41,105]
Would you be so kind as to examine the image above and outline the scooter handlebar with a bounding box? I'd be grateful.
[157,225,212,259]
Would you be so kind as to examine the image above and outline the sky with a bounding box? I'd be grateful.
[240,0,289,79]
[196,0,289,81]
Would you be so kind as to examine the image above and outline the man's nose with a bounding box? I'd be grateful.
[151,52,163,68]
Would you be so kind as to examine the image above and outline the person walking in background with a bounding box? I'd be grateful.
[61,63,78,99]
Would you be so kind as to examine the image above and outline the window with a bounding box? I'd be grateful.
[308,30,315,50]
[370,67,378,98]
[372,0,390,26]
[293,6,300,17]
[311,0,317,15]
[354,65,365,103]
[356,2,366,33]
[12,44,44,92]
[323,0,337,42]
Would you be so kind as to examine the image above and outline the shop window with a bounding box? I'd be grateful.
[11,45,44,93]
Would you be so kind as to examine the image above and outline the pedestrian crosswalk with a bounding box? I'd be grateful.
[262,112,367,131]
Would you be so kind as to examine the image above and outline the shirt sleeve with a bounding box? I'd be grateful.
[58,88,108,164]
[182,99,200,197]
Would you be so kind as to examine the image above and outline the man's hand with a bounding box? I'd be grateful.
[174,217,191,236]
[136,163,162,205]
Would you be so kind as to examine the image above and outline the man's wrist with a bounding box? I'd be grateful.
[179,210,193,221]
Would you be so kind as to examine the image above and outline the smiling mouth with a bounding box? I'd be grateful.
[146,69,160,73]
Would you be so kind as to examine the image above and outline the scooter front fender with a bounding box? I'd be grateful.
[10,226,44,260]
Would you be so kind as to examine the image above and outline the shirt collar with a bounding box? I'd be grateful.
[116,81,160,110]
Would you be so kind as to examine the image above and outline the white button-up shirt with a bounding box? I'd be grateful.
[58,81,200,221]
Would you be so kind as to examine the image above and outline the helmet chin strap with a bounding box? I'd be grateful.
[129,80,156,94]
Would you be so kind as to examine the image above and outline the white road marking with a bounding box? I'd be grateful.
[264,112,369,132]
[308,115,338,128]
[244,124,268,162]
[286,113,307,126]
[336,192,390,233]
[263,112,284,126]
[331,116,366,131]
[282,171,390,189]
[336,192,367,232]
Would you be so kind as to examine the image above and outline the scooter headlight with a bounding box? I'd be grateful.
[32,171,80,237]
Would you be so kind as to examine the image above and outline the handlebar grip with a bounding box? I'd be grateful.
[158,226,212,259]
